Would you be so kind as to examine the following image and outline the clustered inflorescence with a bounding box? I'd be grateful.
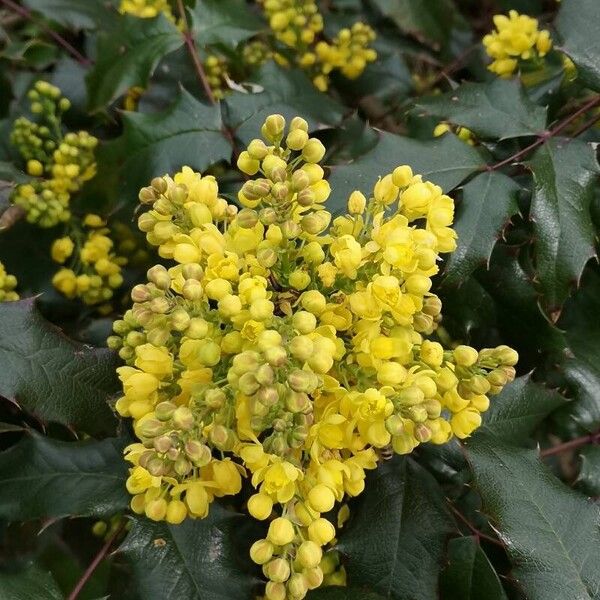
[11,81,97,228]
[483,10,552,77]
[9,82,127,310]
[0,262,18,302]
[119,0,175,21]
[110,114,518,599]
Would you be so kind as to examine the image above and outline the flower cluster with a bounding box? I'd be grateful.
[258,0,377,91]
[10,81,98,228]
[112,114,518,599]
[433,122,475,146]
[483,11,552,77]
[51,215,127,309]
[0,261,18,302]
[119,0,175,21]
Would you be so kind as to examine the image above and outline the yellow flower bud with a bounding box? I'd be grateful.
[248,493,274,520]
[237,151,260,175]
[420,340,444,367]
[166,499,187,524]
[374,174,398,205]
[262,114,286,142]
[347,190,366,214]
[51,237,74,264]
[453,345,479,367]
[301,138,326,163]
[267,517,295,546]
[451,408,482,439]
[286,128,309,151]
[308,518,336,546]
[27,159,44,176]
[250,539,274,565]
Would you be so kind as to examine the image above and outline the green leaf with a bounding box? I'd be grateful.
[308,589,386,600]
[224,63,345,145]
[0,564,63,600]
[0,298,118,436]
[415,79,547,140]
[23,0,117,30]
[466,437,600,600]
[479,374,565,444]
[556,0,600,92]
[529,139,599,318]
[86,14,183,111]
[106,89,231,200]
[337,457,455,600]
[190,0,264,48]
[327,130,484,212]
[370,0,457,49]
[444,171,520,286]
[440,536,508,600]
[576,446,600,496]
[0,432,128,521]
[120,506,261,600]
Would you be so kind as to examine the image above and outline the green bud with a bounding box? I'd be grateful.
[262,114,286,142]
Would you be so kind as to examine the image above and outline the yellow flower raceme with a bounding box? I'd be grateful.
[0,261,19,302]
[111,113,519,600]
[483,11,553,77]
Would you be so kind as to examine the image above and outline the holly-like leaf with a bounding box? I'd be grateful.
[86,14,183,111]
[0,564,63,600]
[224,63,345,145]
[327,130,484,212]
[479,374,565,444]
[416,79,547,140]
[529,139,599,318]
[0,432,128,521]
[120,506,262,600]
[370,0,457,49]
[466,437,600,600]
[0,298,118,436]
[106,89,231,200]
[440,536,508,600]
[444,171,520,286]
[23,0,117,30]
[190,0,264,48]
[337,457,455,600]
[576,446,600,497]
[556,0,600,92]
[308,589,386,600]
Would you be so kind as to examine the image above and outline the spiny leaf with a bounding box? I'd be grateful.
[190,0,264,48]
[223,63,345,145]
[336,457,456,600]
[308,589,386,600]
[466,437,600,600]
[120,506,262,600]
[0,432,128,521]
[23,0,118,30]
[86,14,183,111]
[0,298,118,436]
[444,170,520,286]
[416,79,547,140]
[106,89,231,200]
[0,564,63,600]
[556,0,600,92]
[576,446,600,497]
[440,536,508,600]
[528,138,599,318]
[479,374,565,444]
[327,130,484,213]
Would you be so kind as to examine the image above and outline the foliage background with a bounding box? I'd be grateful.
[1,0,600,598]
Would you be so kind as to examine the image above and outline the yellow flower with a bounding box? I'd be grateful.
[134,344,173,377]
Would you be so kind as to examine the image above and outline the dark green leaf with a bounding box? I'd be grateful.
[444,171,519,286]
[466,437,600,600]
[440,536,508,600]
[479,374,565,444]
[120,506,261,600]
[308,589,386,600]
[0,564,63,600]
[106,89,231,200]
[416,79,547,140]
[529,139,599,317]
[86,14,183,111]
[556,0,600,92]
[0,432,128,521]
[576,446,600,497]
[0,298,118,436]
[327,130,484,212]
[224,63,345,145]
[23,0,117,30]
[370,0,456,49]
[190,0,264,47]
[337,457,455,600]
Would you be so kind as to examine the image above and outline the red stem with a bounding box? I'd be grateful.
[0,0,92,66]
[486,94,600,171]
[447,502,504,547]
[540,430,600,458]
[66,521,125,600]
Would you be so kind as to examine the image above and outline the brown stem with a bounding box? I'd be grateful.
[447,502,505,547]
[486,94,600,171]
[176,0,215,105]
[540,430,600,458]
[0,0,92,66]
[66,521,125,600]
[425,44,478,92]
